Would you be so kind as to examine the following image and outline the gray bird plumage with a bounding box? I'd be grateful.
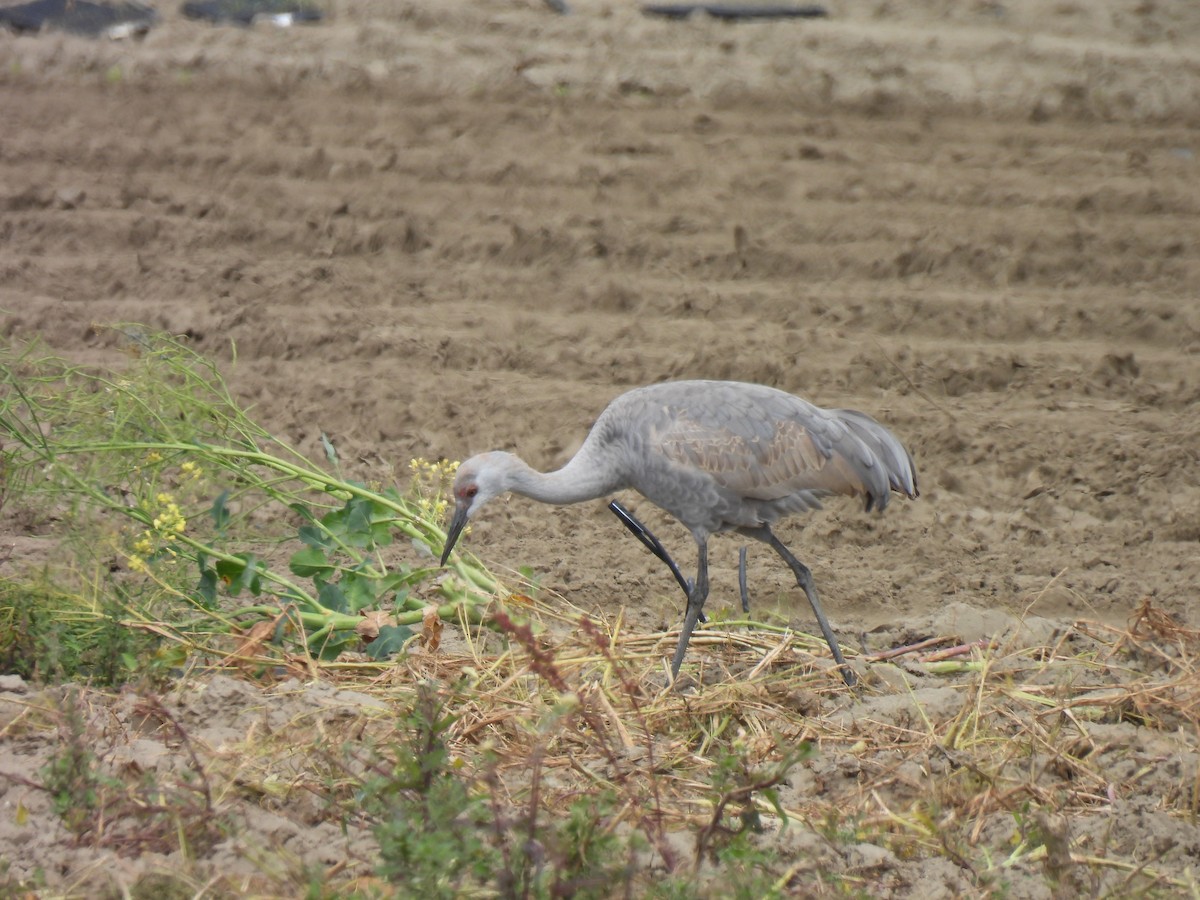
[440,379,918,684]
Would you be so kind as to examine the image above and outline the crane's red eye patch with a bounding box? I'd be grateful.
[458,485,478,500]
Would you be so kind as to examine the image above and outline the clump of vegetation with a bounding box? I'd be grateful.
[12,687,226,857]
[357,681,502,895]
[0,574,166,685]
[352,669,813,897]
[0,328,501,671]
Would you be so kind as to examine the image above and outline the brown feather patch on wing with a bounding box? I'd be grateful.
[657,414,871,502]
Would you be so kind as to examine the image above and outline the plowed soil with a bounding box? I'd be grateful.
[2,0,1198,894]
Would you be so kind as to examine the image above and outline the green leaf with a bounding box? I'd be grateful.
[297,524,329,549]
[762,787,787,827]
[318,581,348,614]
[195,562,218,609]
[309,496,396,553]
[365,624,413,660]
[316,500,364,548]
[374,570,420,598]
[216,553,263,597]
[209,490,231,531]
[289,546,333,578]
[157,644,189,669]
[313,633,356,661]
[370,520,394,548]
[341,498,374,548]
[288,504,331,550]
[340,571,378,614]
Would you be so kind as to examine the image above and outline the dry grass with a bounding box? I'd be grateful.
[49,590,1189,894]
[2,522,1197,896]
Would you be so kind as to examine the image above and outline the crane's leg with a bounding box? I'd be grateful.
[738,547,750,614]
[608,500,706,624]
[670,540,709,680]
[742,526,856,687]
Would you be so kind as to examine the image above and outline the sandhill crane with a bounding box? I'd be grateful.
[439,380,918,685]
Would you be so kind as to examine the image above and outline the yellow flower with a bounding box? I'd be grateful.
[146,492,186,540]
[128,554,148,574]
[407,458,459,525]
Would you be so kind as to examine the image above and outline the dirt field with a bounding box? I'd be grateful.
[2,0,1199,895]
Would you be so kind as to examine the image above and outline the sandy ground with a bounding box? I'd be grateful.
[1,0,1199,894]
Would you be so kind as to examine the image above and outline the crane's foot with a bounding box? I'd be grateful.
[742,524,857,688]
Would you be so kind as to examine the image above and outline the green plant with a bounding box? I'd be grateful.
[0,575,163,686]
[358,680,650,899]
[359,681,500,896]
[0,858,45,895]
[687,738,814,897]
[553,789,639,895]
[38,688,110,833]
[0,329,504,665]
[31,689,226,855]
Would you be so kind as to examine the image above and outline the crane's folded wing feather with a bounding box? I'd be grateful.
[652,402,888,506]
[831,408,919,500]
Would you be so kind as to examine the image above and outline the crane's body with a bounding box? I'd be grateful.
[440,380,918,684]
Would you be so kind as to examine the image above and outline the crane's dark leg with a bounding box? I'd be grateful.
[608,500,707,624]
[741,526,855,687]
[738,547,750,614]
[670,540,709,680]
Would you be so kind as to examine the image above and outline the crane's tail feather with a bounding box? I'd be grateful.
[833,409,919,509]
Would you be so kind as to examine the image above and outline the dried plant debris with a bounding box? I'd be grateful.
[1,597,1197,896]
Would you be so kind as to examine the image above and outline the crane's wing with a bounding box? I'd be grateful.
[645,383,906,511]
[832,408,919,500]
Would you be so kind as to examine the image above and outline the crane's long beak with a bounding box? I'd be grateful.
[440,505,469,566]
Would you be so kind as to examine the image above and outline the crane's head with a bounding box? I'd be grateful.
[439,451,519,565]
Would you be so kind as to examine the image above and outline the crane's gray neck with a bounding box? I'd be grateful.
[506,446,624,506]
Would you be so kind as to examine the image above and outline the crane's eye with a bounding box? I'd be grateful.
[464,486,478,499]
